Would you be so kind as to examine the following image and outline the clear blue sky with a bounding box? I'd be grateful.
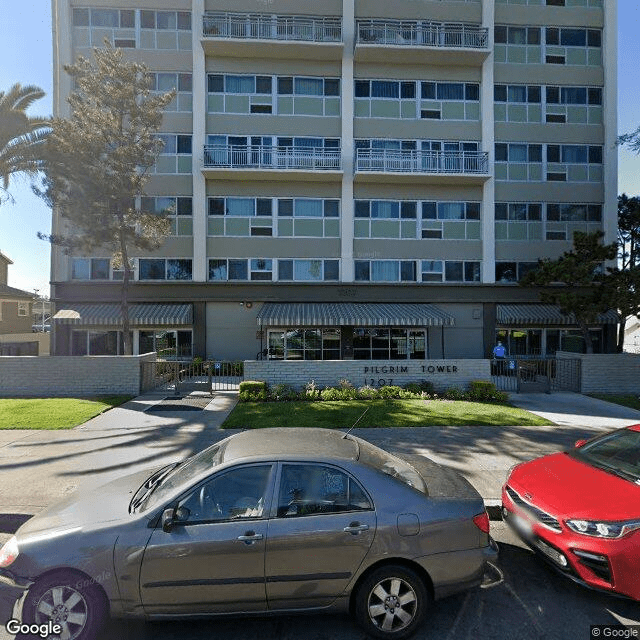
[1,2,639,295]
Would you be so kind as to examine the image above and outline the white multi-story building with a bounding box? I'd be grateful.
[51,0,618,361]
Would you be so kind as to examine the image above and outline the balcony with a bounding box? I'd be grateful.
[203,144,343,182]
[355,19,490,65]
[354,149,490,185]
[201,12,343,60]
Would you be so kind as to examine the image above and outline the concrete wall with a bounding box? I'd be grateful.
[0,353,156,397]
[557,351,640,394]
[244,358,490,391]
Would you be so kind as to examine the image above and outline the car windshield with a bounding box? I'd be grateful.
[136,439,228,512]
[570,428,640,484]
[356,439,427,494]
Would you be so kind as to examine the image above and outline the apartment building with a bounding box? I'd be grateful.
[50,0,618,360]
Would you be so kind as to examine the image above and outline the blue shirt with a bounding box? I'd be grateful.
[493,345,506,358]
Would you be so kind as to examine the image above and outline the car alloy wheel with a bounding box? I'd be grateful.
[355,565,429,639]
[23,571,107,640]
[34,585,88,640]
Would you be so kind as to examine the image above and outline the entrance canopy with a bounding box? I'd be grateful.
[53,303,193,326]
[497,304,618,326]
[257,302,455,327]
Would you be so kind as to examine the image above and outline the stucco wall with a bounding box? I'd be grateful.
[0,353,156,397]
[244,359,490,390]
[556,351,640,394]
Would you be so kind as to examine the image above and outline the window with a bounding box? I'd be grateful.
[176,465,272,523]
[154,135,192,173]
[150,73,192,112]
[17,302,29,317]
[268,328,340,360]
[495,203,541,221]
[141,196,192,236]
[278,259,339,281]
[250,259,272,281]
[277,464,371,518]
[353,328,427,360]
[139,258,192,280]
[139,330,192,359]
[355,260,417,282]
[71,258,110,280]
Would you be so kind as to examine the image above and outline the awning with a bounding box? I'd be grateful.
[257,302,455,327]
[497,304,618,326]
[53,303,193,326]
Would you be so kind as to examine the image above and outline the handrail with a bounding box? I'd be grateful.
[204,144,342,171]
[355,149,489,174]
[356,19,488,49]
[203,12,342,42]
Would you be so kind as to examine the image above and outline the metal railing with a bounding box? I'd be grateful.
[355,149,489,175]
[356,20,488,49]
[203,12,342,42]
[204,144,342,171]
[141,360,244,393]
[491,358,581,393]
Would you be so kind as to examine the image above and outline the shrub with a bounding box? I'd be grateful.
[338,378,354,389]
[270,383,298,401]
[443,386,466,401]
[320,387,343,401]
[377,385,404,399]
[357,385,379,399]
[403,382,422,394]
[239,380,267,394]
[304,380,321,400]
[417,380,435,394]
[239,389,268,402]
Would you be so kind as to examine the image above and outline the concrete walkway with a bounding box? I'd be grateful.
[0,391,637,532]
[507,391,640,429]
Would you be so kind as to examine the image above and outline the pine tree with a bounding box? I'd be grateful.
[520,231,617,353]
[37,43,175,355]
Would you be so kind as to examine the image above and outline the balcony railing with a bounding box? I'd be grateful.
[355,149,489,174]
[356,20,488,49]
[203,12,342,42]
[204,145,342,171]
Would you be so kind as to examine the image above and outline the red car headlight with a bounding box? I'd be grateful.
[0,536,19,568]
[565,519,640,539]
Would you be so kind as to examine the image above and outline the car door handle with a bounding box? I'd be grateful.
[343,523,369,535]
[237,531,264,544]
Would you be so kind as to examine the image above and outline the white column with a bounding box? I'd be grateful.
[480,0,495,284]
[51,0,74,284]
[602,0,618,249]
[192,0,208,281]
[340,0,355,282]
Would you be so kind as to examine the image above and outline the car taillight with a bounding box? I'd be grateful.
[0,536,19,568]
[473,512,490,534]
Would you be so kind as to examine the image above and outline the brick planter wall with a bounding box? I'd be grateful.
[556,351,640,394]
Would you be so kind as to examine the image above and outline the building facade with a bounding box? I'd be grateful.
[51,0,618,361]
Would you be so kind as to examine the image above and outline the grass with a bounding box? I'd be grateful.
[589,394,640,411]
[222,399,555,429]
[0,396,133,430]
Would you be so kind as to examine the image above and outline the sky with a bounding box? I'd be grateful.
[1,2,640,296]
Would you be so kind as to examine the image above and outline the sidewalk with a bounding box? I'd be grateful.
[0,391,636,526]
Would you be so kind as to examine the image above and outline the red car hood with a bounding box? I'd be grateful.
[507,452,640,521]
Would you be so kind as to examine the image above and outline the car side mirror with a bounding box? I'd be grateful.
[574,439,587,448]
[161,508,175,533]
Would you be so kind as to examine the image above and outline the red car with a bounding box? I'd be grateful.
[502,424,640,600]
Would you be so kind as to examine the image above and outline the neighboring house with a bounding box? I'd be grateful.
[50,0,617,359]
[0,251,33,334]
[624,316,640,354]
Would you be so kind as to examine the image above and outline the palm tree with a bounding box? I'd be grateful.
[0,83,49,203]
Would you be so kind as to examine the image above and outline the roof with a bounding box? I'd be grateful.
[496,304,618,326]
[52,303,193,326]
[222,428,359,463]
[0,284,34,300]
[0,252,13,265]
[257,302,455,327]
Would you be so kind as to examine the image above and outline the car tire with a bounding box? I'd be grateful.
[22,571,108,640]
[354,565,429,640]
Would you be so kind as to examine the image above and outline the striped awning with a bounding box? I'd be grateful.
[53,303,193,326]
[497,304,618,326]
[257,302,455,327]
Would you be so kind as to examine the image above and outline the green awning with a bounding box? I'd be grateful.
[53,303,192,326]
[257,302,455,327]
[497,304,618,326]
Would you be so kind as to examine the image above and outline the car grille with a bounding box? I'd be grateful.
[573,550,613,584]
[505,486,562,532]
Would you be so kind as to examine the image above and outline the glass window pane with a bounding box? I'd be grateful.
[73,9,89,26]
[507,86,527,103]
[278,260,293,280]
[227,198,255,216]
[156,11,176,30]
[208,75,224,93]
[324,79,340,96]
[209,259,228,281]
[167,259,192,280]
[256,76,272,94]
[508,144,527,162]
[445,261,463,281]
[438,202,465,219]
[295,77,323,96]
[324,200,339,217]
[177,12,191,30]
[561,28,586,47]
[278,199,293,216]
[355,80,370,97]
[355,261,370,281]
[371,201,399,219]
[229,259,248,280]
[437,83,464,100]
[355,201,370,218]
[177,135,191,154]
[422,202,437,219]
[421,82,436,99]
[278,77,293,95]
[494,85,507,102]
[295,199,323,217]
[91,258,110,280]
[226,75,255,93]
[371,261,399,282]
[140,10,155,29]
[91,9,118,27]
[371,81,399,98]
[139,259,166,280]
[72,258,91,280]
[294,260,322,281]
[324,260,339,281]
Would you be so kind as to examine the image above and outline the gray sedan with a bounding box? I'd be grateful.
[0,428,497,640]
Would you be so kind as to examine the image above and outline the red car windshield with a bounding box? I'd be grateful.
[571,429,640,484]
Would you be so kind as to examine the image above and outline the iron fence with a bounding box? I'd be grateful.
[141,360,244,394]
[356,20,489,48]
[491,358,581,393]
[204,145,342,171]
[355,149,489,174]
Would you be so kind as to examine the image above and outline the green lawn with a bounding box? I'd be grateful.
[222,399,555,429]
[589,394,640,412]
[0,396,133,430]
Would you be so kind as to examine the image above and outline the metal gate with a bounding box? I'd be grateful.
[141,360,244,393]
[491,358,581,393]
